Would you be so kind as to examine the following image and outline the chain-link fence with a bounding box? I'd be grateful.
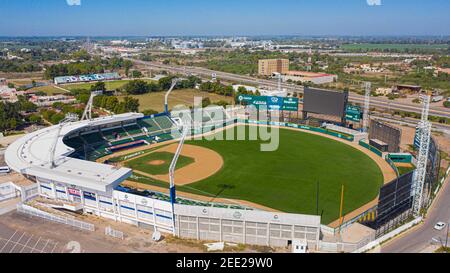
[16,203,95,232]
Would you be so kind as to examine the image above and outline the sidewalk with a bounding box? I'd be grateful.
[0,197,20,215]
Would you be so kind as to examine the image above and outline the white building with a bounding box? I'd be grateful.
[281,71,337,85]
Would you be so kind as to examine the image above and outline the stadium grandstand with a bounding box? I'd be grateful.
[54,72,121,85]
[64,114,179,161]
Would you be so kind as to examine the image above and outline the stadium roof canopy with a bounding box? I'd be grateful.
[5,113,143,193]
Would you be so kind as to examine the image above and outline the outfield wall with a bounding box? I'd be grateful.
[240,119,355,141]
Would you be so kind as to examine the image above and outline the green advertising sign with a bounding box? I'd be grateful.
[237,95,299,112]
[282,97,299,111]
[345,105,362,122]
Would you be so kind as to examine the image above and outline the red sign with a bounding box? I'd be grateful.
[68,188,81,196]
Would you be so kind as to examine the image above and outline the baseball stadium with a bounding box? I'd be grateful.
[5,87,418,250]
[108,120,394,226]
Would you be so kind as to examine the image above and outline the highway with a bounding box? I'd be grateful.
[128,59,450,119]
[380,175,450,253]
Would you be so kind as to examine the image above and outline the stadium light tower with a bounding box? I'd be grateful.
[412,94,432,216]
[81,91,102,121]
[49,113,79,169]
[164,78,179,114]
[168,122,190,235]
[362,82,371,132]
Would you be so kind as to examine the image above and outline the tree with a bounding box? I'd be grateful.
[123,96,140,113]
[123,80,150,95]
[131,70,143,78]
[50,113,65,125]
[158,76,176,90]
[124,60,133,76]
[76,93,90,104]
[91,81,106,92]
[202,97,212,108]
[28,114,42,124]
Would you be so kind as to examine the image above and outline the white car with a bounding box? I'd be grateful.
[434,222,447,231]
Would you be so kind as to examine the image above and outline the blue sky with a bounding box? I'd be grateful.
[0,0,449,36]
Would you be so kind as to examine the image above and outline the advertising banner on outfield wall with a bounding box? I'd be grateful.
[237,95,299,111]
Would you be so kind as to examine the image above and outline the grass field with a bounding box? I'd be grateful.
[119,89,234,112]
[125,151,194,175]
[31,85,68,95]
[127,126,384,224]
[60,79,155,92]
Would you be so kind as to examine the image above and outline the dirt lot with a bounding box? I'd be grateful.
[0,207,281,253]
[0,209,207,253]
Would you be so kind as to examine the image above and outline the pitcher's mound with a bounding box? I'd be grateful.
[149,160,165,166]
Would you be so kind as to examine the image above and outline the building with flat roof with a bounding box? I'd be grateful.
[258,59,289,76]
[282,71,338,85]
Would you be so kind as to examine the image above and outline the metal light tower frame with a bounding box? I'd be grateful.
[168,123,190,235]
[164,78,179,114]
[81,91,101,121]
[362,82,371,132]
[412,94,432,216]
[49,113,79,168]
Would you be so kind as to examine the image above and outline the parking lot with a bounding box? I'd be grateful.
[0,229,64,253]
[0,211,121,253]
[0,209,208,253]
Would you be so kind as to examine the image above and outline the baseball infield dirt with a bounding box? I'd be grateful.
[149,144,224,185]
[148,160,165,166]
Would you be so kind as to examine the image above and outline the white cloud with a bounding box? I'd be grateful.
[367,0,382,6]
[66,0,81,6]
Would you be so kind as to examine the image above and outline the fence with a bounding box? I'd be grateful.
[433,166,450,196]
[239,119,355,142]
[359,140,383,157]
[318,233,374,253]
[375,209,413,238]
[105,226,124,240]
[385,157,400,177]
[16,203,95,232]
[320,205,377,237]
[355,216,423,253]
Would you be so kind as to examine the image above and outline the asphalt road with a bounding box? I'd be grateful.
[128,59,450,119]
[381,176,450,253]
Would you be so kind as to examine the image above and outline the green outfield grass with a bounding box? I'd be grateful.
[127,126,384,224]
[125,151,194,175]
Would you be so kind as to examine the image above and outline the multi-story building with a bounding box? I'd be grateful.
[258,59,289,76]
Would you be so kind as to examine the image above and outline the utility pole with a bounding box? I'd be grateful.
[339,184,345,233]
[362,82,371,133]
[164,78,179,114]
[316,181,320,216]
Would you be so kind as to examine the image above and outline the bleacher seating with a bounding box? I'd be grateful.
[102,127,128,140]
[124,124,143,136]
[64,115,180,162]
